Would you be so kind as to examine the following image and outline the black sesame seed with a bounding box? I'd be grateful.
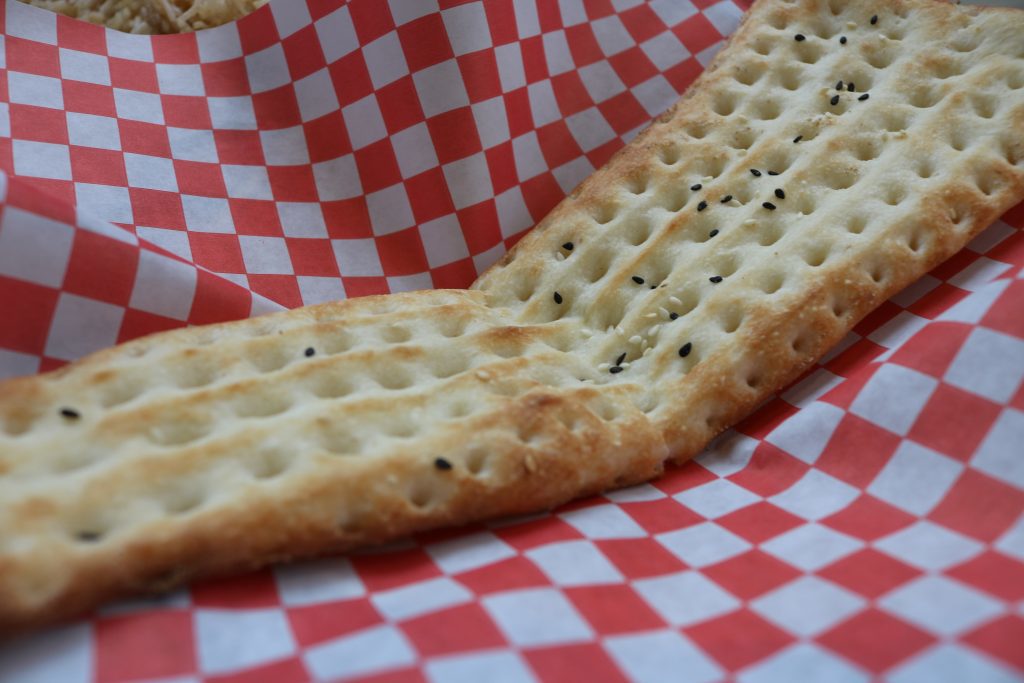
[768,170,779,176]
[609,366,624,374]
[858,93,869,101]
[632,275,645,285]
[697,200,708,212]
[304,347,316,357]
[774,188,785,199]
[795,33,806,41]
[847,82,855,92]
[60,407,80,420]
[691,183,702,191]
[836,80,844,90]
[709,229,720,238]
[650,285,656,290]
[669,312,679,320]
[76,531,101,542]
[553,292,563,304]
[840,36,847,44]
[434,457,453,471]
[750,168,762,177]
[615,352,627,366]
[793,135,803,143]
[709,275,723,283]
[562,242,574,251]
[678,342,692,358]
[830,94,840,106]
[870,14,878,24]
[721,195,733,203]
[763,201,777,210]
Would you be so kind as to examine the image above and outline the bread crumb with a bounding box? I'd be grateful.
[524,453,538,473]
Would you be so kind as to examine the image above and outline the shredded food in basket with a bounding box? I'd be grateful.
[18,0,266,33]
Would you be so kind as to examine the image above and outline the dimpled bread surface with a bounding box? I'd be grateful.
[1,0,1023,632]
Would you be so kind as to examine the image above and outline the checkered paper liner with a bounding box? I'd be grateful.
[0,0,1022,681]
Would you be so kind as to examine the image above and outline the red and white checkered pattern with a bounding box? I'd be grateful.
[1,0,1023,681]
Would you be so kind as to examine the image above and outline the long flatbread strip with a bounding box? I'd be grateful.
[1,0,1022,632]
[474,0,1024,457]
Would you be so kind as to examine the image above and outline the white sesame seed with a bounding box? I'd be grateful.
[555,253,565,261]
[629,335,643,345]
[658,306,670,317]
[621,362,631,369]
[650,325,661,336]
[643,348,653,356]
[598,363,610,371]
[669,296,682,306]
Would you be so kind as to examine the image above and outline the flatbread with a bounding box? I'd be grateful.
[1,0,1022,632]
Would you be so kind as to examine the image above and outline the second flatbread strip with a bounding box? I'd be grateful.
[1,0,1022,632]
[475,0,1024,457]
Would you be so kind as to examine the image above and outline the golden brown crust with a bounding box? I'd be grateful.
[1,0,1023,633]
